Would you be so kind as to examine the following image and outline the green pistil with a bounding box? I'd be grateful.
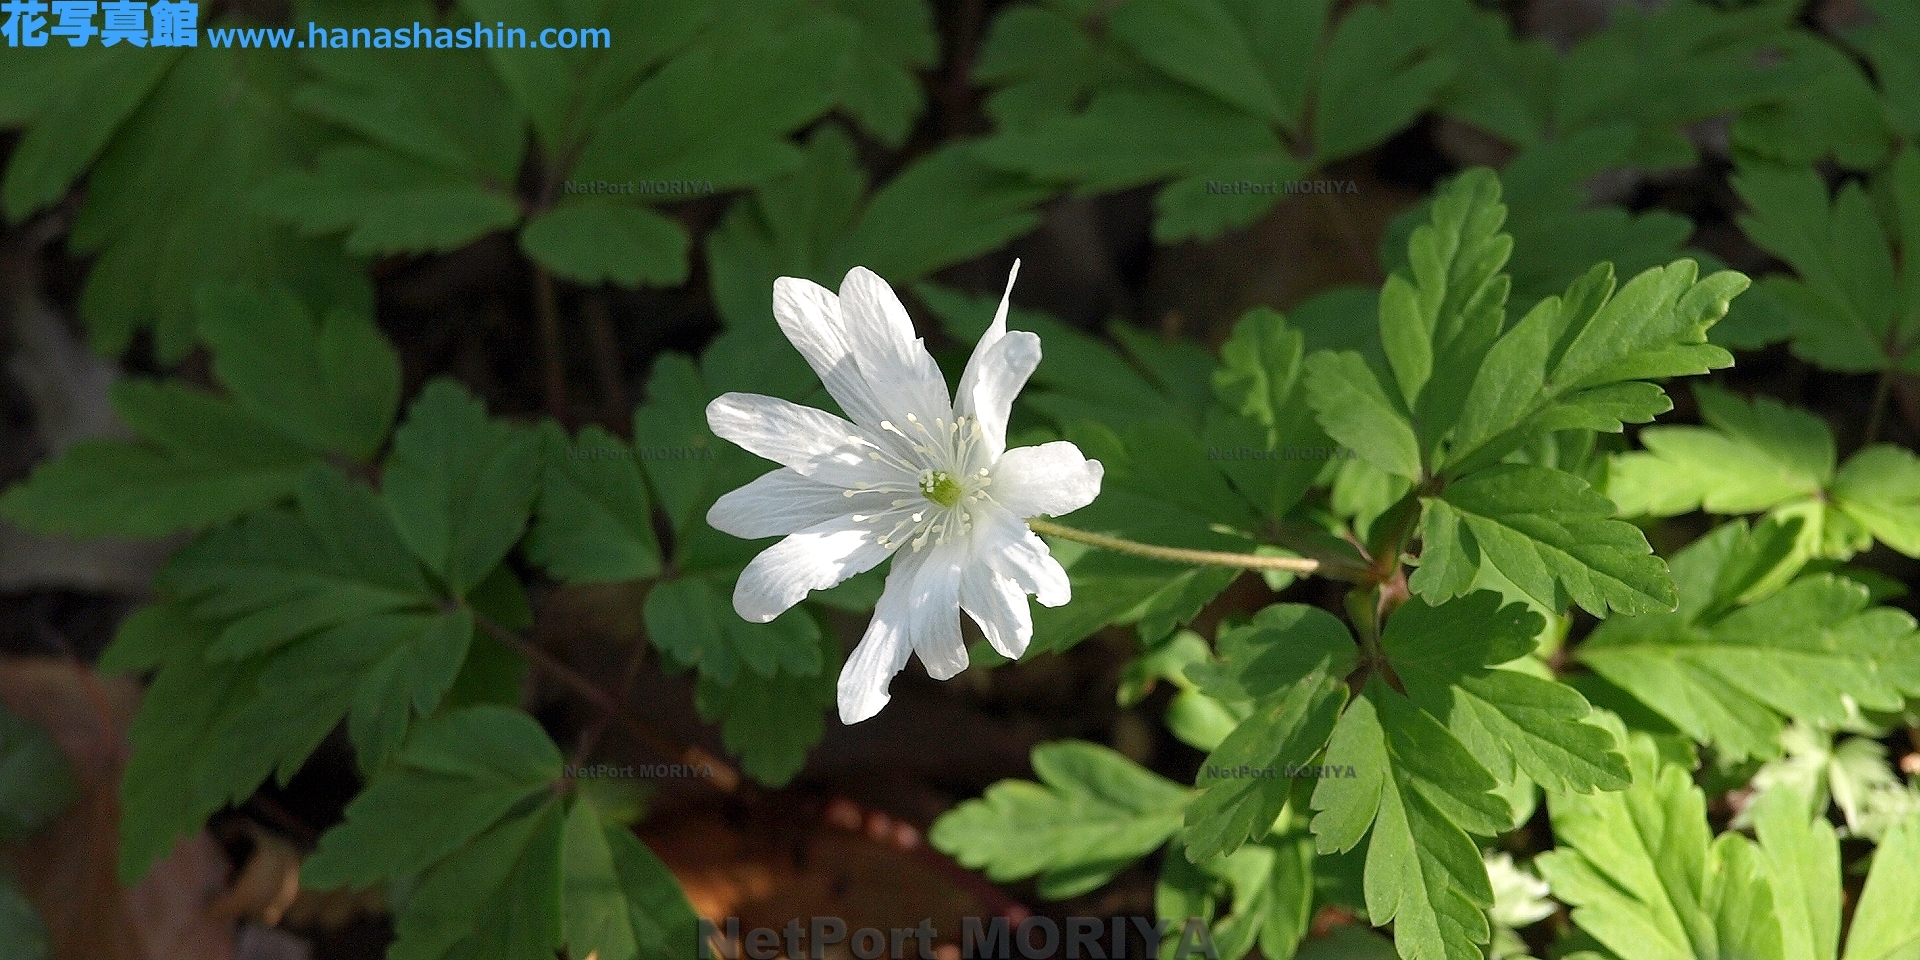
[921,471,963,507]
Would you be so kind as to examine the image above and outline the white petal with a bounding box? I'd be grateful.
[991,441,1104,518]
[837,267,952,425]
[960,559,1033,660]
[707,392,856,470]
[974,505,1072,607]
[732,513,895,623]
[707,392,906,489]
[954,260,1021,406]
[957,331,1039,463]
[772,276,889,427]
[838,549,923,723]
[708,468,876,540]
[906,545,968,681]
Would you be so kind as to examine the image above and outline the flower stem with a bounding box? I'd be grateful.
[1027,517,1351,576]
[471,611,741,793]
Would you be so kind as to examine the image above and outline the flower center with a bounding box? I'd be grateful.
[920,470,964,507]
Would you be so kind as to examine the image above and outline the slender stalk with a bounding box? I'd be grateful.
[1027,517,1361,577]
[533,265,569,426]
[1864,368,1894,446]
[471,612,741,793]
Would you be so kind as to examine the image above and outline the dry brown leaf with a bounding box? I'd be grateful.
[0,657,236,960]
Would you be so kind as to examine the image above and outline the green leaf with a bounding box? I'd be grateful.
[0,381,318,538]
[195,285,402,462]
[1383,593,1628,795]
[1447,259,1742,475]
[692,626,838,788]
[525,424,663,584]
[66,46,371,361]
[1108,0,1287,125]
[1607,386,1834,517]
[1850,0,1920,140]
[1734,150,1920,375]
[1209,308,1339,520]
[295,31,524,181]
[1843,814,1920,960]
[0,47,178,223]
[647,576,822,685]
[163,467,435,661]
[304,705,562,889]
[0,707,78,842]
[1730,35,1893,170]
[459,0,710,157]
[604,826,706,960]
[1580,571,1920,762]
[1312,0,1460,160]
[1182,604,1353,863]
[973,0,1455,241]
[520,200,690,287]
[712,0,936,147]
[1413,464,1674,617]
[931,741,1192,900]
[261,146,522,257]
[1751,788,1841,960]
[1538,724,1788,960]
[1303,351,1423,481]
[1831,445,1920,557]
[1308,685,1508,960]
[114,603,263,883]
[569,19,853,192]
[707,126,1046,330]
[383,379,544,597]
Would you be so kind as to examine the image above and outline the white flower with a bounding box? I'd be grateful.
[705,262,1103,724]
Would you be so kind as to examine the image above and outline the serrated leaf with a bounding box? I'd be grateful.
[691,626,837,788]
[1308,686,1507,960]
[569,19,853,192]
[114,603,265,883]
[526,424,663,584]
[931,741,1191,900]
[1448,259,1742,475]
[707,127,1046,330]
[261,146,521,256]
[1414,464,1673,616]
[1843,813,1920,960]
[1383,593,1628,795]
[163,466,435,661]
[1734,150,1920,375]
[383,379,543,597]
[459,0,710,156]
[520,199,690,287]
[0,380,318,538]
[976,0,1454,240]
[0,47,177,223]
[304,705,562,889]
[1580,572,1920,762]
[1607,386,1834,517]
[66,46,370,361]
[1538,725,1790,960]
[647,575,821,685]
[195,284,402,462]
[1303,351,1423,481]
[1182,605,1354,862]
[1831,445,1920,557]
[1207,308,1336,521]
